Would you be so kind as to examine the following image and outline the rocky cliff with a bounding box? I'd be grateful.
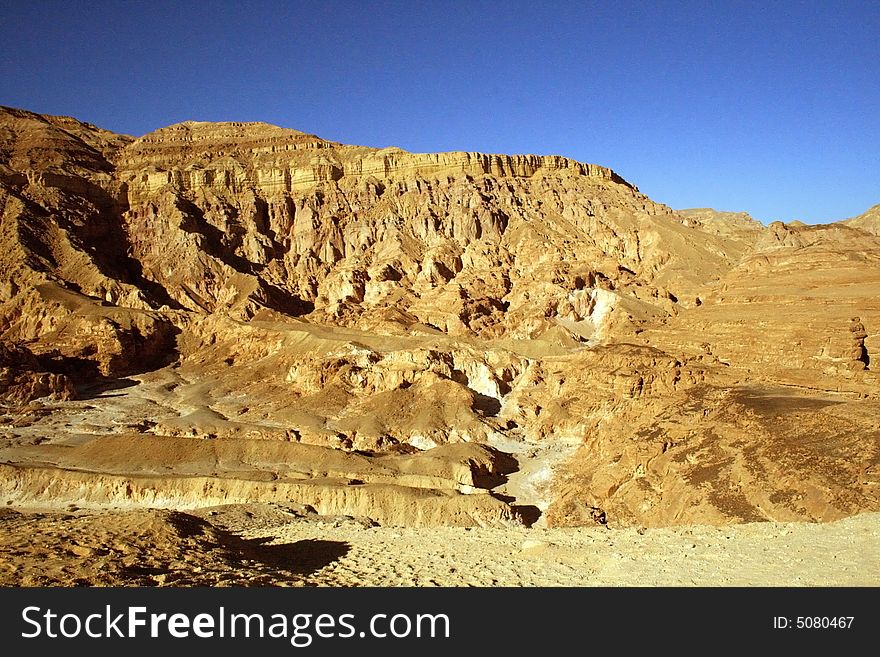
[1,105,878,528]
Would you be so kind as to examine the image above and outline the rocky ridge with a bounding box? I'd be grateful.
[0,105,878,530]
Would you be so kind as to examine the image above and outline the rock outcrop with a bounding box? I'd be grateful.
[1,105,878,530]
[0,342,75,404]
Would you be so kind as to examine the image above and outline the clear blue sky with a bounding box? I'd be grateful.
[1,1,878,223]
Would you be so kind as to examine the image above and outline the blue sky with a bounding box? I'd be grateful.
[1,1,878,223]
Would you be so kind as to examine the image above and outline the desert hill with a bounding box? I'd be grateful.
[0,105,878,534]
[843,203,880,236]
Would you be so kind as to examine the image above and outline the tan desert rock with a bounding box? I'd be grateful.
[0,104,878,543]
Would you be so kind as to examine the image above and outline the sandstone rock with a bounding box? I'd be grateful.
[1,104,879,532]
[0,342,75,404]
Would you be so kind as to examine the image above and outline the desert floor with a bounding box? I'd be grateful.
[1,504,876,587]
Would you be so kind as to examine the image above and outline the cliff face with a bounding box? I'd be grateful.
[1,105,749,349]
[1,105,879,529]
[112,116,744,340]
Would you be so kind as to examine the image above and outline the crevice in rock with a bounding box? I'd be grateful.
[850,318,870,370]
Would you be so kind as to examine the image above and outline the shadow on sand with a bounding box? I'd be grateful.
[235,536,351,575]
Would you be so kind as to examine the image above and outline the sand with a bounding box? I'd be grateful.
[1,504,876,587]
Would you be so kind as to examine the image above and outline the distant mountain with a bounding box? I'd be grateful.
[842,203,880,236]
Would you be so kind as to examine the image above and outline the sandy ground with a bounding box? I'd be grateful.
[1,504,877,587]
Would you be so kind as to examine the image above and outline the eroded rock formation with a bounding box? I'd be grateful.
[1,105,878,528]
